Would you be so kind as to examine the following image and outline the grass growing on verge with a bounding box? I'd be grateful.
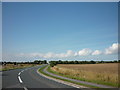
[1,64,38,71]
[38,65,101,88]
[50,64,119,87]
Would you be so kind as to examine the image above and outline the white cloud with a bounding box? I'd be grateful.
[19,50,76,59]
[92,50,102,55]
[65,50,75,57]
[16,43,119,59]
[43,52,54,58]
[105,43,119,55]
[42,50,75,58]
[74,52,78,56]
[78,48,92,56]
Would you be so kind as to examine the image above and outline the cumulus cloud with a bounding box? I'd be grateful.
[17,43,119,59]
[18,50,76,59]
[78,48,92,56]
[105,43,119,55]
[65,50,75,57]
[92,50,102,55]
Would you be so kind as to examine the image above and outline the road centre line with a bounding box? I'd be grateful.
[18,72,21,75]
[18,69,28,90]
[18,76,23,83]
[24,87,28,90]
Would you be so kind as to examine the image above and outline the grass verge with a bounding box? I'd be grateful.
[38,65,102,89]
[52,64,118,87]
[48,66,118,87]
[1,64,39,71]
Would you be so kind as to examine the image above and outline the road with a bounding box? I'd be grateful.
[2,65,77,90]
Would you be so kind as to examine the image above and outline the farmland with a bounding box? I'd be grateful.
[1,64,36,71]
[1,60,47,71]
[51,63,119,87]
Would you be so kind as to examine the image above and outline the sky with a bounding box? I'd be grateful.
[2,2,119,62]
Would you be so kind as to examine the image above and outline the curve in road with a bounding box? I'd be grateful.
[2,65,78,90]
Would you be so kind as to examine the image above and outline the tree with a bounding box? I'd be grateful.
[113,60,117,63]
[58,60,62,64]
[14,62,18,65]
[49,61,57,67]
[74,61,79,64]
[90,60,96,64]
[43,60,47,64]
[118,60,120,63]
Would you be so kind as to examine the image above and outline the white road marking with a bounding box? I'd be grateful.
[18,76,23,83]
[21,70,24,72]
[18,72,21,75]
[24,87,28,90]
[18,69,28,90]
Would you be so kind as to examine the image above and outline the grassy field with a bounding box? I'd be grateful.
[51,63,119,87]
[1,64,37,71]
[39,65,99,88]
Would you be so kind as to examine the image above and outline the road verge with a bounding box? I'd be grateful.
[1,64,39,71]
[37,65,102,89]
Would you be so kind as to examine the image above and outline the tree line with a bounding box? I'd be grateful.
[49,60,120,67]
[1,60,47,66]
[1,60,120,67]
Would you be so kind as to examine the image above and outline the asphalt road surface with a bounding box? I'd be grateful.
[2,65,76,90]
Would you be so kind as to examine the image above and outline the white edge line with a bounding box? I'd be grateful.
[37,68,88,88]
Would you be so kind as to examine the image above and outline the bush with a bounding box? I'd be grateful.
[50,61,57,67]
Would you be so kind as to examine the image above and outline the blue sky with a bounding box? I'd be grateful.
[2,2,118,61]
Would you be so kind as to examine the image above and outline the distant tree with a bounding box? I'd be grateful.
[43,60,47,64]
[118,60,120,63]
[69,61,74,64]
[14,62,18,65]
[2,62,6,66]
[90,60,96,64]
[50,63,55,67]
[100,60,104,63]
[34,60,38,64]
[113,60,117,63]
[64,61,68,64]
[58,60,62,64]
[74,61,79,64]
[49,61,57,67]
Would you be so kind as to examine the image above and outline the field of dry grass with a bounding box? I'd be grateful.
[1,64,36,71]
[51,63,119,87]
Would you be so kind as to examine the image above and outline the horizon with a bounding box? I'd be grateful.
[1,60,119,62]
[2,2,119,62]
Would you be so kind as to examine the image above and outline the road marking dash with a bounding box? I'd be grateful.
[18,69,29,90]
[18,76,23,83]
[24,87,28,90]
[18,72,21,75]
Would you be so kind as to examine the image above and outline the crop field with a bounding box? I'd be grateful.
[1,64,36,71]
[51,63,119,87]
